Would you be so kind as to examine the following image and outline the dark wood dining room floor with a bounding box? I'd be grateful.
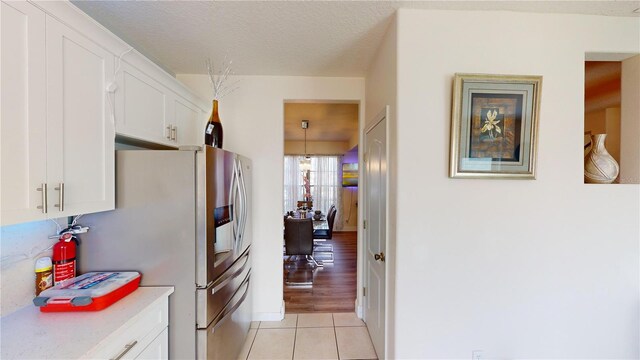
[283,231,357,313]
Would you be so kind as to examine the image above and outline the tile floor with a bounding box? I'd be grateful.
[238,313,378,360]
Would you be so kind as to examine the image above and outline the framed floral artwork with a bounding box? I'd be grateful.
[449,73,542,179]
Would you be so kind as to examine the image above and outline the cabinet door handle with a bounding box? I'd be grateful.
[37,183,48,213]
[172,125,177,141]
[166,125,172,140]
[54,183,64,212]
[111,340,138,360]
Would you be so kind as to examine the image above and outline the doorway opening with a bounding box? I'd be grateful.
[282,101,360,313]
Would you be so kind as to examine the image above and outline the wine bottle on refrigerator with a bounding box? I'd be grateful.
[204,99,223,148]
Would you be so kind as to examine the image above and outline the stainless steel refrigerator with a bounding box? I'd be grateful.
[80,146,252,359]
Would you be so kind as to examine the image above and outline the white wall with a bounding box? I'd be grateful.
[621,55,640,184]
[0,219,63,316]
[177,74,365,320]
[364,15,397,358]
[389,9,639,358]
[604,107,622,166]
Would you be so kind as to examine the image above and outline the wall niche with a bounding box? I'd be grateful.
[584,54,640,184]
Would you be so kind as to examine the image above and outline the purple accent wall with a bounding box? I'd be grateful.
[341,145,359,187]
[341,145,359,230]
[342,145,359,164]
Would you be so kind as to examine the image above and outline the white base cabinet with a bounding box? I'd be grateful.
[0,287,173,360]
[137,328,169,360]
[86,294,169,360]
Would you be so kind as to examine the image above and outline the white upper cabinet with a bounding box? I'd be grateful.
[1,2,48,225]
[1,1,115,226]
[45,17,115,218]
[115,61,173,146]
[1,1,206,226]
[114,60,207,147]
[173,96,205,146]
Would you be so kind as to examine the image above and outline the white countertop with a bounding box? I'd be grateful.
[0,286,173,359]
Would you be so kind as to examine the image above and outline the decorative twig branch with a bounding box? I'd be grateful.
[206,57,239,100]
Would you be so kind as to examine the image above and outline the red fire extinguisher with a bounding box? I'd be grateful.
[53,233,76,285]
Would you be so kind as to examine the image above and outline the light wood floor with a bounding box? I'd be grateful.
[283,231,357,313]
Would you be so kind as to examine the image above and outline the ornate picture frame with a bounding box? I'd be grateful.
[449,73,542,179]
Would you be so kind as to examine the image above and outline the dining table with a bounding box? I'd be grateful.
[285,211,328,236]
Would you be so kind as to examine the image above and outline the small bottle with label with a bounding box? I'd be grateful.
[204,99,223,148]
[35,257,53,296]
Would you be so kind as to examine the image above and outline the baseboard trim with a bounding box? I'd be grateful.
[355,301,363,318]
[252,300,286,321]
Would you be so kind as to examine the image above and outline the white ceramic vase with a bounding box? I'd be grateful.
[584,134,619,184]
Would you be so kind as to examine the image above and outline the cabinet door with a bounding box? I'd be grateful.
[173,95,205,146]
[84,298,168,359]
[45,17,115,217]
[115,61,174,146]
[136,328,168,360]
[0,1,47,225]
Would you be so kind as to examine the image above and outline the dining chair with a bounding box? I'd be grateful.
[313,205,337,263]
[284,218,322,286]
[314,205,336,240]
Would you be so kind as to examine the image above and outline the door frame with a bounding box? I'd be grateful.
[281,99,364,318]
[360,106,390,358]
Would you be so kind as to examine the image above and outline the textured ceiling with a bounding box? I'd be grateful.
[284,103,359,142]
[72,1,640,77]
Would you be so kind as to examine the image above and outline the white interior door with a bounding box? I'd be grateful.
[363,108,387,358]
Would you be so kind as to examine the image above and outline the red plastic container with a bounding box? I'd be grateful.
[35,272,141,312]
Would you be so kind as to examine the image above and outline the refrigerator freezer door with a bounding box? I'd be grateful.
[196,272,251,360]
[196,248,250,329]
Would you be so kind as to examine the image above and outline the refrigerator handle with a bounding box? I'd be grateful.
[210,272,251,332]
[230,159,239,244]
[236,158,246,252]
[211,250,250,294]
[237,159,248,245]
[232,159,241,250]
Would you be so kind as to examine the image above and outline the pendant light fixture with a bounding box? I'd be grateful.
[300,120,311,171]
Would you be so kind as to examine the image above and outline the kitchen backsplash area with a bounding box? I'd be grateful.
[0,219,63,316]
